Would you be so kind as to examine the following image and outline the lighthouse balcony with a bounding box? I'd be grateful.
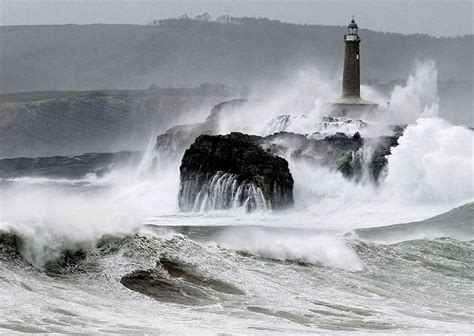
[344,34,359,41]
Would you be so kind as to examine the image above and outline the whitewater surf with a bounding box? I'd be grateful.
[0,59,472,334]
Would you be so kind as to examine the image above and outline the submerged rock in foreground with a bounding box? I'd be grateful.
[179,133,294,212]
[121,257,244,306]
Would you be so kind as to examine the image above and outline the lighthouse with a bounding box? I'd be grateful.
[330,17,378,117]
[342,17,361,98]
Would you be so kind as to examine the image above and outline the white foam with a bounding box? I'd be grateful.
[1,60,471,255]
[211,227,364,271]
[389,60,439,124]
[385,117,473,203]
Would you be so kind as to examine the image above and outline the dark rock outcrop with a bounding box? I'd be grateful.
[0,151,141,179]
[263,131,363,170]
[263,130,402,182]
[336,132,402,182]
[157,99,403,193]
[121,257,243,306]
[179,132,294,212]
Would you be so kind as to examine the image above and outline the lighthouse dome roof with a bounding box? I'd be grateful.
[348,18,358,29]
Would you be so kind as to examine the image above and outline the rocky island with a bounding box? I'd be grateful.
[179,132,294,212]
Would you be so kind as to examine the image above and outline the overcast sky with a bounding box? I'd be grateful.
[1,1,472,37]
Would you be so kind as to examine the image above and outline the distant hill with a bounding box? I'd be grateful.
[0,18,472,159]
[0,86,237,158]
[1,17,472,93]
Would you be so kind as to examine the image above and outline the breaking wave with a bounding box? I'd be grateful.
[208,227,364,271]
[384,117,473,204]
[2,200,472,276]
[0,60,472,333]
[0,200,472,333]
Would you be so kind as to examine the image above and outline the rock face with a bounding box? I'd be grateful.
[179,133,294,212]
[263,130,402,183]
[157,98,403,202]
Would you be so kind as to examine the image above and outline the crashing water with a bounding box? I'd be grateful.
[0,60,473,333]
[179,172,269,212]
[264,115,368,138]
[0,216,472,333]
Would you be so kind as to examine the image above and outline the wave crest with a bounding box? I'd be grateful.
[210,227,364,271]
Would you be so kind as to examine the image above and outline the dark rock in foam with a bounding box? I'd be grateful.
[120,257,243,306]
[179,132,294,212]
[155,99,403,185]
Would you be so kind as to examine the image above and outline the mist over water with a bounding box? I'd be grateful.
[389,60,439,124]
[0,60,473,333]
[2,60,473,248]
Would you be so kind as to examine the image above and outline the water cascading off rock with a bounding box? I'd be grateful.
[178,133,294,212]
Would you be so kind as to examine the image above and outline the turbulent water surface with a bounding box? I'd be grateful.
[1,62,473,334]
[1,149,472,334]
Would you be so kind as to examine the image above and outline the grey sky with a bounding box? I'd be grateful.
[1,1,472,37]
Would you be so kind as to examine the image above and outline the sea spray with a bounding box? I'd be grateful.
[0,60,470,245]
[0,185,141,269]
[388,60,439,124]
[216,67,339,136]
[262,115,368,138]
[135,134,159,180]
[277,60,471,226]
[212,61,439,140]
[384,117,473,203]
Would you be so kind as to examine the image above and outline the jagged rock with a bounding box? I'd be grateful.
[262,131,362,169]
[156,99,404,187]
[366,134,402,181]
[179,132,294,212]
[262,130,402,183]
[335,133,402,181]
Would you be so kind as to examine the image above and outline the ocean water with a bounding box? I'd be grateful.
[1,117,472,334]
[1,61,473,334]
[0,191,472,334]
